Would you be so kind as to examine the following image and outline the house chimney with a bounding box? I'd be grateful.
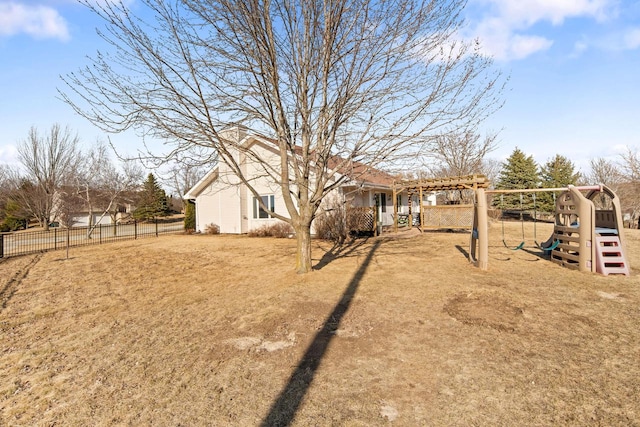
[219,123,249,143]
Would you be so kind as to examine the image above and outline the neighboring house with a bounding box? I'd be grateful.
[68,204,133,227]
[184,127,436,234]
[51,187,135,227]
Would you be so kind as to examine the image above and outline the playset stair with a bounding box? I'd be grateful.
[594,235,629,276]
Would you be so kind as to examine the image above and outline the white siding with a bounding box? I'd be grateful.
[188,132,400,234]
[244,144,287,233]
[194,162,243,233]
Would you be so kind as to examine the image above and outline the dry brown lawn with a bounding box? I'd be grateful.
[1,221,639,426]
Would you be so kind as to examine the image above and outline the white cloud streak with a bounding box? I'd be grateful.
[0,1,70,40]
[467,0,615,61]
[623,27,640,50]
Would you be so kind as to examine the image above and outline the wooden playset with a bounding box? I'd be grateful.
[470,184,629,276]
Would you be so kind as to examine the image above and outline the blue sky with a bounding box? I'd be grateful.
[1,0,639,174]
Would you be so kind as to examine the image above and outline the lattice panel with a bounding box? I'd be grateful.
[422,205,474,229]
[347,207,375,232]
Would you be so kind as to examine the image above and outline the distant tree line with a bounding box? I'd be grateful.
[411,131,639,227]
[492,146,640,227]
[0,124,198,233]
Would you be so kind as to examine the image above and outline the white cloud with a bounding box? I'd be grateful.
[508,34,554,59]
[585,26,640,52]
[0,1,70,41]
[623,27,640,50]
[571,38,589,57]
[472,17,554,60]
[0,144,18,165]
[495,0,612,27]
[467,0,615,61]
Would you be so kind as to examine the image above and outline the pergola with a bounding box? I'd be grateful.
[391,174,490,232]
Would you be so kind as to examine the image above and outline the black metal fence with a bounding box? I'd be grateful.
[0,219,185,259]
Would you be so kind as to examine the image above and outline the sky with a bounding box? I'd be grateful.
[0,0,639,176]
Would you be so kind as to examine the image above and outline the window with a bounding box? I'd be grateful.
[380,193,386,213]
[253,195,275,219]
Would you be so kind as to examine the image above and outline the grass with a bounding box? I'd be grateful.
[1,220,639,426]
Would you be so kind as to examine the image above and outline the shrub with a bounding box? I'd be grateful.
[247,222,293,238]
[204,223,220,235]
[314,206,348,244]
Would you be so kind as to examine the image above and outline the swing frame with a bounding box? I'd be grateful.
[532,192,561,252]
[499,193,525,250]
[471,184,608,271]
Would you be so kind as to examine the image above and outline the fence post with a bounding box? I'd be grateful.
[66,226,70,259]
[99,224,102,244]
[0,234,4,258]
[134,220,137,240]
[54,228,57,250]
[155,218,158,237]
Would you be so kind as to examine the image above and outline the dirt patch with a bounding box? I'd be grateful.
[444,292,524,332]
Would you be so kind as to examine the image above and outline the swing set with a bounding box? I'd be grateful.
[470,184,628,274]
[498,191,560,251]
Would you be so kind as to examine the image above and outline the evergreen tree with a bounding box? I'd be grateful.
[0,199,29,232]
[184,200,196,231]
[538,154,581,212]
[495,148,540,209]
[133,173,169,220]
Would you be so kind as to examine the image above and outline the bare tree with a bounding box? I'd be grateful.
[427,130,498,177]
[55,187,85,228]
[481,158,502,188]
[74,141,144,236]
[61,0,504,272]
[0,164,10,205]
[159,154,209,210]
[0,164,11,225]
[100,157,144,225]
[618,147,640,228]
[619,147,640,182]
[425,130,497,203]
[586,157,622,188]
[4,172,46,228]
[15,125,81,231]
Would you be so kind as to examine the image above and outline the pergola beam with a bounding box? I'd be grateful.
[392,174,490,193]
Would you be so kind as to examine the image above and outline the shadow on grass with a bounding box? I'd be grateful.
[455,244,470,260]
[520,247,546,261]
[312,237,370,270]
[0,254,41,314]
[261,240,381,427]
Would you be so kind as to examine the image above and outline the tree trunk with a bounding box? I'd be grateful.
[294,224,313,274]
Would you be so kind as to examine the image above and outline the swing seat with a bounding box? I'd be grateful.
[504,240,525,250]
[537,233,560,252]
[541,239,560,255]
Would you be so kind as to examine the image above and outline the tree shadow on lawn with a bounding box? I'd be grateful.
[261,240,381,426]
[312,237,371,270]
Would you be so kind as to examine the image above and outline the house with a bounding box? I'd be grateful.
[184,126,436,234]
[50,187,136,228]
[67,204,134,227]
